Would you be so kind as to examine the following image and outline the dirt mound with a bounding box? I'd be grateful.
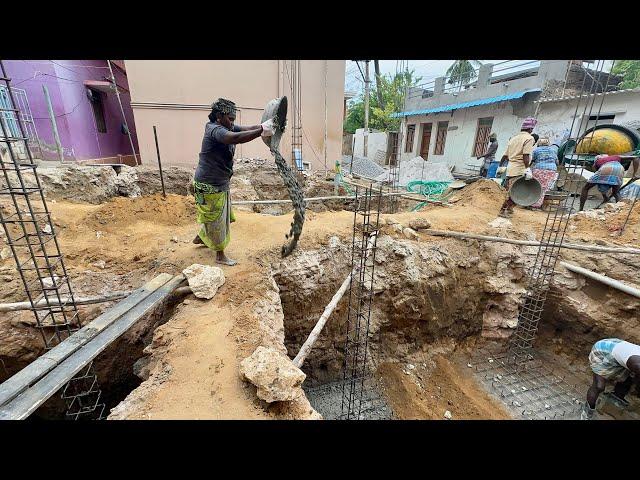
[87,193,195,230]
[449,179,506,212]
[569,201,640,243]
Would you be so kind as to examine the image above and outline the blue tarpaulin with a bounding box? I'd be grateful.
[391,89,542,118]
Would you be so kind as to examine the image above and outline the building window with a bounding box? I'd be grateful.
[405,124,415,153]
[433,121,449,155]
[87,89,107,133]
[472,117,494,156]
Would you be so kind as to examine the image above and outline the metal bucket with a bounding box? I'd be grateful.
[509,176,543,207]
[260,96,287,150]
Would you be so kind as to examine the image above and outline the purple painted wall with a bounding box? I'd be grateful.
[3,60,139,162]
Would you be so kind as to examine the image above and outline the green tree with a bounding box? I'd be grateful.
[446,60,482,90]
[344,70,422,134]
[612,60,640,89]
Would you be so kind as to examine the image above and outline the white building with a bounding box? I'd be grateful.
[394,61,639,173]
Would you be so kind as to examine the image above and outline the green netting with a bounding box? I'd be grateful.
[406,180,453,212]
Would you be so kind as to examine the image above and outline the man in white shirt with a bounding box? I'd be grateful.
[582,338,640,419]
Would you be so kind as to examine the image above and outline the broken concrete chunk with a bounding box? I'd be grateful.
[0,247,11,261]
[444,410,452,419]
[239,346,306,403]
[171,236,179,243]
[488,217,512,229]
[403,227,419,240]
[408,218,432,230]
[182,263,225,300]
[115,165,141,198]
[328,236,340,248]
[392,223,404,234]
[42,275,60,288]
[42,224,52,234]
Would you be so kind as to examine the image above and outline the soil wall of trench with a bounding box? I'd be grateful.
[271,227,640,389]
[271,230,531,384]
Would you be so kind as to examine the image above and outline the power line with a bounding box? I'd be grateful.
[32,100,84,119]
[354,61,366,83]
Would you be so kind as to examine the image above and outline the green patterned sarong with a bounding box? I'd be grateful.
[193,181,236,251]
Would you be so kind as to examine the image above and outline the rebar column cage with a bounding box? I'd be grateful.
[506,60,618,368]
[340,184,382,420]
[0,60,105,419]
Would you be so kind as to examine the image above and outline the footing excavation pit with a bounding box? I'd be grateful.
[271,227,640,420]
[271,234,532,420]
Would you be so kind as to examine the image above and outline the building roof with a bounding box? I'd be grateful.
[535,87,640,103]
[392,89,542,118]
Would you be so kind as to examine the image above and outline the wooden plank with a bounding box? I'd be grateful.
[0,273,174,408]
[0,275,184,420]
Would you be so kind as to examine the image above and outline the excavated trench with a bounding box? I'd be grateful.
[271,233,529,419]
[3,290,184,420]
[271,231,640,419]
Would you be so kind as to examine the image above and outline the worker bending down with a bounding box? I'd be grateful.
[582,338,640,419]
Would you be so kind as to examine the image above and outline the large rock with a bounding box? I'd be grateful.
[408,218,432,230]
[182,264,225,299]
[239,346,306,403]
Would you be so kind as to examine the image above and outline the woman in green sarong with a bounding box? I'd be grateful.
[193,98,274,266]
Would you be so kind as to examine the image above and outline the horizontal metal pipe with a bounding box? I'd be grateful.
[560,261,640,299]
[0,292,132,313]
[423,229,640,255]
[233,192,417,206]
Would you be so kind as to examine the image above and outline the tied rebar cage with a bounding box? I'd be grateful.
[506,60,616,368]
[0,60,105,420]
[340,184,382,420]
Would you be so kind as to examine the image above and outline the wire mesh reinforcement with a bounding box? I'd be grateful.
[305,376,394,420]
[340,184,382,420]
[470,346,584,420]
[0,60,105,420]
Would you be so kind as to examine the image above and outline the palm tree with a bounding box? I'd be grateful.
[446,60,483,91]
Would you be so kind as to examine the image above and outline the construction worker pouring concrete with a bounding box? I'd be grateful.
[582,338,640,419]
[192,98,275,266]
[498,117,537,218]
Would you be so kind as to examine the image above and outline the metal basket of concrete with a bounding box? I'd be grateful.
[509,176,543,207]
[260,96,287,149]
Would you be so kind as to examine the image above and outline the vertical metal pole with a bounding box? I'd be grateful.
[107,60,138,165]
[364,60,370,158]
[324,60,328,176]
[153,126,166,197]
[42,84,64,162]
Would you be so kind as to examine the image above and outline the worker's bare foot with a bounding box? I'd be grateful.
[216,252,237,266]
[193,234,204,245]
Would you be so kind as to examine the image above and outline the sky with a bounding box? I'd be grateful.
[344,60,616,94]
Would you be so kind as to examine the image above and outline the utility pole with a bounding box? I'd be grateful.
[42,85,64,162]
[364,60,370,158]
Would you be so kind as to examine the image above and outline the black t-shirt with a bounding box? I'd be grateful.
[194,122,241,189]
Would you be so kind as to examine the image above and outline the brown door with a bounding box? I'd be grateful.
[420,123,432,159]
